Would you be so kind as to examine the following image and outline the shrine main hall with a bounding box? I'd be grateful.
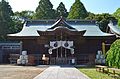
[8,17,119,65]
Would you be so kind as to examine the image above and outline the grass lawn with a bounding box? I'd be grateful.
[79,67,120,79]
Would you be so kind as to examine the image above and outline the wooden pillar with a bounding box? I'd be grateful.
[57,48,58,58]
[20,41,22,54]
[65,48,67,58]
[61,46,62,58]
[102,42,105,55]
[49,54,51,64]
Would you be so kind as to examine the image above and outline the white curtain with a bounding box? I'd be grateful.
[50,41,61,49]
[49,41,74,54]
[62,41,73,49]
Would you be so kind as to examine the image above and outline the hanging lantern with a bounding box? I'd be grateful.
[64,41,69,47]
[71,49,74,54]
[54,42,58,47]
[48,49,52,54]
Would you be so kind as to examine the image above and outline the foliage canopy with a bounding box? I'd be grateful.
[86,13,116,32]
[56,2,68,18]
[113,8,120,20]
[0,0,14,40]
[117,19,120,28]
[106,39,120,68]
[33,0,55,19]
[67,0,88,19]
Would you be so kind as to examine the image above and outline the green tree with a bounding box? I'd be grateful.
[14,10,34,20]
[85,12,116,32]
[118,19,120,27]
[85,13,116,32]
[56,2,68,18]
[10,16,23,34]
[85,12,95,20]
[67,0,88,19]
[113,8,120,27]
[33,0,55,19]
[95,13,116,32]
[9,10,34,33]
[106,39,120,68]
[113,8,120,20]
[0,0,14,40]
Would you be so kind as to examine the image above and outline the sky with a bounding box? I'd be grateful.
[1,0,120,14]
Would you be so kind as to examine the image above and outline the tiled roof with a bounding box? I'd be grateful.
[108,21,120,36]
[8,18,114,37]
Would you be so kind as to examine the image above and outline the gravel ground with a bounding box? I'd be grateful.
[0,65,46,79]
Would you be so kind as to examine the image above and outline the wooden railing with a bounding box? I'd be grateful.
[96,65,120,78]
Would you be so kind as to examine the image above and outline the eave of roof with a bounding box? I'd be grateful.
[47,17,76,30]
[8,18,115,37]
[108,22,120,36]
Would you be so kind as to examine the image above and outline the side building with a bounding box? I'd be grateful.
[0,42,21,64]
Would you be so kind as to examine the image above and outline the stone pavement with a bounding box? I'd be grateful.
[34,66,90,79]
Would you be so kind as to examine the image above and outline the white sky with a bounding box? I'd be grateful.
[7,0,74,12]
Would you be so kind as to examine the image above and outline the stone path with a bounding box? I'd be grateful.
[34,66,90,79]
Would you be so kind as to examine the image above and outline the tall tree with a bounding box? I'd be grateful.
[56,2,68,18]
[67,0,88,19]
[0,0,14,40]
[113,8,120,20]
[33,0,55,19]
